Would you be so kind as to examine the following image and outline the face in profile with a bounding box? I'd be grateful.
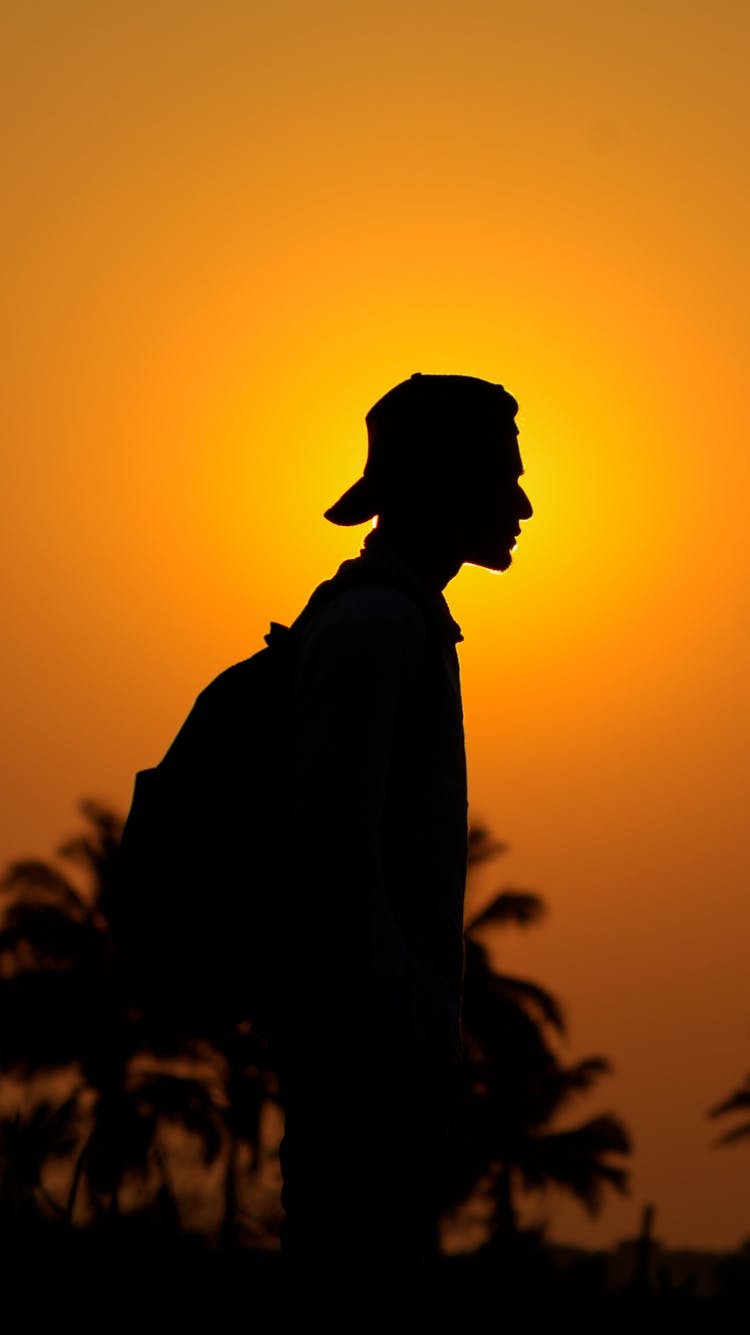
[455,422,532,572]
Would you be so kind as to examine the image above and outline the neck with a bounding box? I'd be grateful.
[370,519,463,593]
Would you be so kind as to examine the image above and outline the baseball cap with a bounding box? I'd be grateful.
[324,373,519,526]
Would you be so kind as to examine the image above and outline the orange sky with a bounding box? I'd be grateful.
[3,1,750,1251]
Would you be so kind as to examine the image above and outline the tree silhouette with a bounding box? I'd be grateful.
[0,801,631,1263]
[66,1068,224,1232]
[440,822,632,1245]
[0,800,272,1245]
[0,1097,80,1231]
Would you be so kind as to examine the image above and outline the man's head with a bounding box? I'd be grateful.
[324,373,532,573]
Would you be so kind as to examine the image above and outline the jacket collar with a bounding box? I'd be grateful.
[340,526,464,645]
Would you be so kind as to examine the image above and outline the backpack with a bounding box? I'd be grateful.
[110,563,431,1040]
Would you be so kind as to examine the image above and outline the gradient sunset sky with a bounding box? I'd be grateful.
[3,2,749,1251]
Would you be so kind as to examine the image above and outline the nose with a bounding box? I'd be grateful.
[518,486,533,521]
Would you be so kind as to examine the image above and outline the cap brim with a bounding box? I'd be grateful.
[323,477,378,526]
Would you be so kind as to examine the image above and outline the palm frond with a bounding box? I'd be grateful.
[707,1076,750,1121]
[558,1056,613,1094]
[0,861,87,915]
[711,1121,750,1148]
[484,971,567,1035]
[57,799,124,911]
[0,902,102,969]
[467,823,509,867]
[515,1113,632,1214]
[466,889,547,934]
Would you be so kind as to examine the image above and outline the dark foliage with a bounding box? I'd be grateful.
[0,802,631,1260]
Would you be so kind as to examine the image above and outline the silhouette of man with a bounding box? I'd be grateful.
[270,373,532,1311]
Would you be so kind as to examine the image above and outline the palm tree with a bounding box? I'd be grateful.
[0,1097,80,1233]
[440,822,632,1244]
[0,799,272,1245]
[65,1068,225,1233]
[1,800,632,1260]
[0,849,119,1083]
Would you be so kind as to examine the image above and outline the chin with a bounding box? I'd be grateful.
[467,548,513,573]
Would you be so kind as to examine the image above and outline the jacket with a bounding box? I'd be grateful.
[281,525,469,1056]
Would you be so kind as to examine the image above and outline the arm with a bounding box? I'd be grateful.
[282,592,425,1035]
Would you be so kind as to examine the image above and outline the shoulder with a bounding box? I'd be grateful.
[309,582,425,635]
[295,582,427,678]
